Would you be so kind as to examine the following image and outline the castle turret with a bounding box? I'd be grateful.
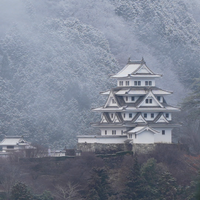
[77,58,180,145]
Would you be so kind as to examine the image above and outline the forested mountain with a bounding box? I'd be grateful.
[1,0,200,148]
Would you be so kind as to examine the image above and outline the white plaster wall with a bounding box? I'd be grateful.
[164,113,172,121]
[78,136,126,144]
[142,112,158,121]
[109,98,117,106]
[117,78,156,87]
[101,128,125,135]
[140,97,159,106]
[130,78,155,87]
[154,128,172,143]
[123,113,137,121]
[134,131,155,144]
[123,96,139,103]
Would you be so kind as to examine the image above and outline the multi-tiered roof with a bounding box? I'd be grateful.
[78,58,180,144]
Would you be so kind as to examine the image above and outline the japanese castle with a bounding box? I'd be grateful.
[78,58,180,144]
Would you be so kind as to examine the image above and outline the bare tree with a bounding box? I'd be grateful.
[53,182,82,200]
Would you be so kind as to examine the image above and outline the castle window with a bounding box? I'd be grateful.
[105,130,107,135]
[121,130,123,135]
[119,81,123,86]
[151,113,154,118]
[131,96,135,101]
[157,96,161,101]
[144,113,147,118]
[112,99,116,104]
[129,113,132,118]
[134,81,141,86]
[162,130,165,135]
[145,81,152,86]
[146,98,152,104]
[7,146,14,149]
[125,81,130,86]
[112,130,116,135]
[166,113,169,118]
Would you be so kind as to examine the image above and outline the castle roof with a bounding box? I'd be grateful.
[101,87,172,96]
[0,136,30,146]
[111,58,162,78]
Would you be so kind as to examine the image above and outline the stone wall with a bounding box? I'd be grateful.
[77,143,125,154]
[77,143,189,154]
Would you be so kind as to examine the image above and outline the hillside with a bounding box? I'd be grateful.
[0,0,200,147]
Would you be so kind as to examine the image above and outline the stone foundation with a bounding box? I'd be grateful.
[77,143,125,154]
[77,143,188,154]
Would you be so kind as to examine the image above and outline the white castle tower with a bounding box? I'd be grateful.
[78,58,180,145]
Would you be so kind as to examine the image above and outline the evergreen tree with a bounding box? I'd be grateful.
[157,171,178,200]
[11,182,33,200]
[87,167,111,200]
[141,158,160,199]
[122,154,146,200]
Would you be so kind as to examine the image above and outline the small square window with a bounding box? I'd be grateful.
[149,81,152,86]
[131,96,135,101]
[112,99,116,104]
[138,81,141,86]
[129,113,132,118]
[111,113,114,118]
[129,134,132,138]
[162,130,165,135]
[166,113,169,118]
[149,99,152,103]
[121,130,123,135]
[123,113,126,118]
[144,113,147,118]
[145,99,149,103]
[145,81,148,86]
[7,146,14,149]
[134,81,137,86]
[157,96,161,101]
[105,130,107,135]
[112,130,116,135]
[125,96,128,101]
[151,113,154,118]
[126,81,129,86]
[119,81,123,86]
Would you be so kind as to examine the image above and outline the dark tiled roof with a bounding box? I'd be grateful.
[131,112,141,122]
[115,112,124,122]
[103,113,112,123]
[153,113,163,123]
[115,96,126,107]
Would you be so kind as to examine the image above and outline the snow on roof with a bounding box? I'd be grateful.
[111,58,162,78]
[93,106,180,112]
[128,126,145,133]
[100,91,110,95]
[0,136,29,146]
[111,63,141,78]
[128,126,159,134]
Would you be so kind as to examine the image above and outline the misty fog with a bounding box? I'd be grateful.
[0,0,200,148]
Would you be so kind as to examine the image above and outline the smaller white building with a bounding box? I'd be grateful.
[0,136,34,156]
